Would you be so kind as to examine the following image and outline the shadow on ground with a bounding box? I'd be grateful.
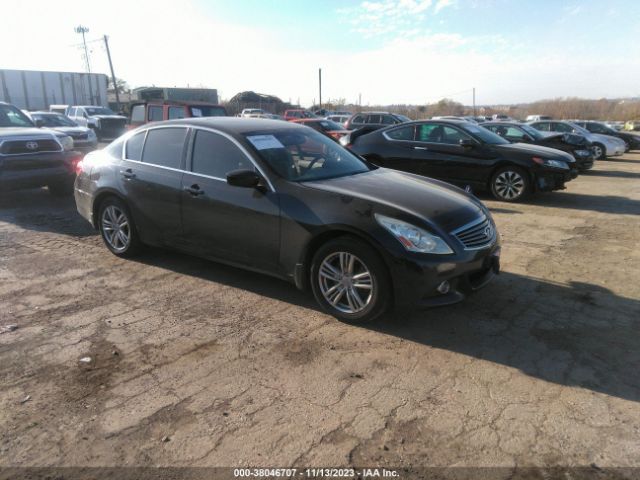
[132,247,640,403]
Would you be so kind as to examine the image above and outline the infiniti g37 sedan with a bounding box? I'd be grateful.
[342,119,578,202]
[75,118,501,323]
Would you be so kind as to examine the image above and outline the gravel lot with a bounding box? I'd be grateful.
[0,152,639,473]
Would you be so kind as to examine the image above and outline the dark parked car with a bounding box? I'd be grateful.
[0,102,80,196]
[291,118,350,141]
[573,121,640,151]
[344,112,410,131]
[345,120,578,202]
[28,111,98,155]
[75,118,501,323]
[483,121,594,171]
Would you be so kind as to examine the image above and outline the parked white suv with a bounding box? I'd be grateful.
[67,105,127,140]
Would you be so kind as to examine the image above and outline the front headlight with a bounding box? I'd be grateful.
[532,157,569,169]
[59,135,74,151]
[375,214,453,254]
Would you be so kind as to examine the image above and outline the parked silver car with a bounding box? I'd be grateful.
[28,112,98,155]
[528,120,626,159]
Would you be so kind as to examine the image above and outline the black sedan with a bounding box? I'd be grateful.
[482,121,594,171]
[75,118,500,323]
[344,120,578,202]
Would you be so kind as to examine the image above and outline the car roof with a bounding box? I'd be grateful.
[483,121,521,126]
[30,111,62,115]
[140,117,306,134]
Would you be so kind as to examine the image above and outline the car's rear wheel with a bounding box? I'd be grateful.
[98,197,142,257]
[490,166,531,202]
[310,236,390,323]
[592,143,606,160]
[48,179,74,197]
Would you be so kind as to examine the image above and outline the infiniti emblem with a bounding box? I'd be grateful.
[484,224,493,237]
[25,141,39,150]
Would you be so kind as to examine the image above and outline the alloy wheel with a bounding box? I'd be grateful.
[101,205,131,252]
[592,145,603,159]
[494,171,525,200]
[318,252,373,314]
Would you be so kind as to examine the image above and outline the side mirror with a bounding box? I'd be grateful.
[227,169,261,188]
[459,139,475,148]
[34,119,44,128]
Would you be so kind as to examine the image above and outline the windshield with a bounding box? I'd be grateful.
[394,114,411,122]
[0,104,34,128]
[519,124,545,140]
[245,129,371,182]
[190,106,226,117]
[464,123,509,144]
[32,113,78,127]
[85,107,116,116]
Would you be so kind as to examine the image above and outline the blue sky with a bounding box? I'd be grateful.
[2,0,639,106]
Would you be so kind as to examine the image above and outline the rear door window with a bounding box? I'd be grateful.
[148,106,164,122]
[191,130,252,179]
[142,128,187,169]
[351,115,365,124]
[552,122,573,133]
[168,107,185,120]
[534,122,550,132]
[367,115,382,124]
[385,125,415,141]
[381,115,396,125]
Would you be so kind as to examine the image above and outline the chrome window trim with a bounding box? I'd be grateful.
[120,124,275,192]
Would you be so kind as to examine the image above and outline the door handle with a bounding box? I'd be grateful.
[121,168,136,179]
[413,146,428,150]
[184,184,204,196]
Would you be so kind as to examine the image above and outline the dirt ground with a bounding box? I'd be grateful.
[0,152,639,474]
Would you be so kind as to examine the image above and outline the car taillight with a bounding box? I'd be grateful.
[74,156,84,175]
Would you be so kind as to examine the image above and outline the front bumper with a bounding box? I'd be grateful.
[535,168,575,192]
[387,241,501,308]
[605,144,625,156]
[0,150,78,191]
[572,149,595,170]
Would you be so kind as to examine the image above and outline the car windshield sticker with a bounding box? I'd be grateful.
[191,108,203,117]
[246,135,285,150]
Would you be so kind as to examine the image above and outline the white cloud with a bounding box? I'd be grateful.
[434,0,455,14]
[0,0,638,107]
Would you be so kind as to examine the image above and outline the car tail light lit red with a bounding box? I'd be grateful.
[73,155,84,175]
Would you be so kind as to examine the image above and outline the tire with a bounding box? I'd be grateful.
[97,197,142,257]
[490,166,531,202]
[310,236,391,323]
[592,143,606,160]
[48,179,74,197]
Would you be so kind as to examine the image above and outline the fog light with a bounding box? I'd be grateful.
[437,281,450,294]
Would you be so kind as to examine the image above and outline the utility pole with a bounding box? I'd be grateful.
[75,25,94,104]
[473,87,476,116]
[75,25,91,73]
[318,68,322,110]
[103,35,120,112]
[358,93,362,111]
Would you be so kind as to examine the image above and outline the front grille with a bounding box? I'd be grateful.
[99,118,126,129]
[71,133,88,141]
[0,139,61,155]
[452,216,496,250]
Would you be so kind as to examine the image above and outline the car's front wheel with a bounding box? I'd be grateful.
[490,166,531,202]
[592,143,606,160]
[310,236,390,323]
[98,197,142,257]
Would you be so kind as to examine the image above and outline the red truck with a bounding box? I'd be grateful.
[128,101,227,128]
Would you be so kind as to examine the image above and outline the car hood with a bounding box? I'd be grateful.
[0,127,58,140]
[494,142,576,163]
[90,115,127,120]
[303,168,484,232]
[590,133,624,145]
[46,126,91,135]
